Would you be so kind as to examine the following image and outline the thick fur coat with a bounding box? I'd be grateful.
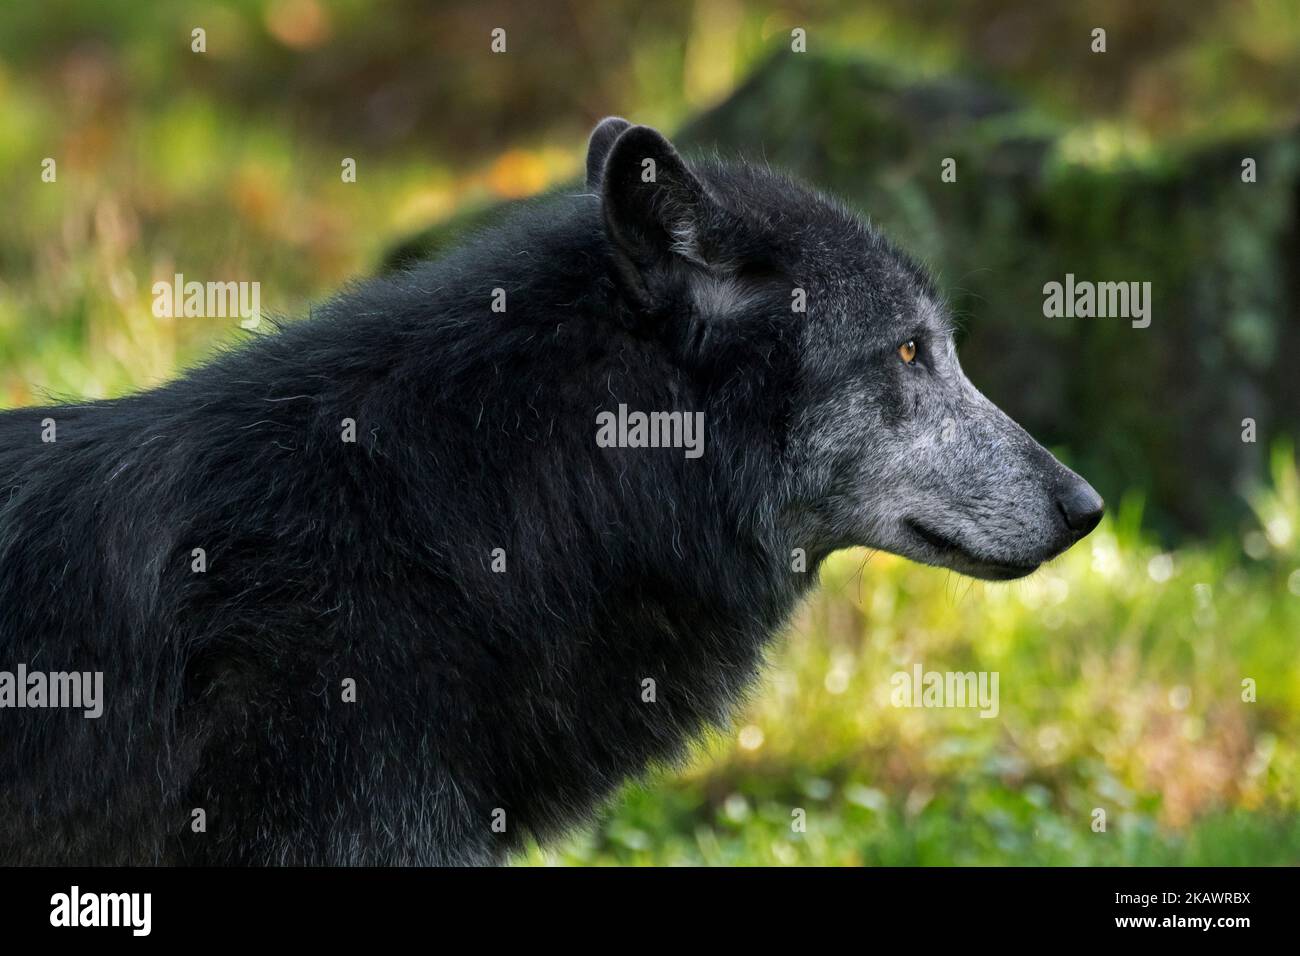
[0,119,1100,864]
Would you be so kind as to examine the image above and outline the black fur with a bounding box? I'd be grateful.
[0,118,1096,865]
[0,122,840,865]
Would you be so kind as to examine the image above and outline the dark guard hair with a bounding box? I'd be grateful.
[0,117,1101,865]
[0,120,829,864]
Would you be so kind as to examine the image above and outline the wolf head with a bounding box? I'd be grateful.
[587,117,1102,581]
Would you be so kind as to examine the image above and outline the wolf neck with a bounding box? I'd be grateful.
[322,201,809,842]
[499,488,805,846]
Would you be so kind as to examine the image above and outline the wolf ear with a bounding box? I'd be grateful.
[586,116,632,189]
[598,123,714,300]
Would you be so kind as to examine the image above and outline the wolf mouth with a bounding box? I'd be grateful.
[904,518,1040,580]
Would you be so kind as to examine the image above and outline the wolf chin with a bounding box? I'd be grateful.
[0,118,1102,865]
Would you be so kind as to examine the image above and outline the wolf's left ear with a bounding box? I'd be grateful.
[598,124,715,300]
[586,116,632,189]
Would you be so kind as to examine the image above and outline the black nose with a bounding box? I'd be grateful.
[1057,482,1104,537]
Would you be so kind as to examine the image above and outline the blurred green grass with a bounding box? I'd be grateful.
[2,0,1298,865]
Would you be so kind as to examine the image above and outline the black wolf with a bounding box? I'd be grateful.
[0,118,1101,864]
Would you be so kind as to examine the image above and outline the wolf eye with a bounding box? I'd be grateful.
[898,340,917,364]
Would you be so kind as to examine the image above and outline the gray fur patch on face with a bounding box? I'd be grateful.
[783,283,1098,581]
[689,275,763,319]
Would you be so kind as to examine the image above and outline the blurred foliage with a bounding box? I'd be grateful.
[0,0,1297,865]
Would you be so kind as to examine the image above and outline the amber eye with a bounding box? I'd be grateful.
[898,340,917,364]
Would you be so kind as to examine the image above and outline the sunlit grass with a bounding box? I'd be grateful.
[0,69,578,407]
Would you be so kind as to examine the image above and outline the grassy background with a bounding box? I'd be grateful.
[1,0,1297,864]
